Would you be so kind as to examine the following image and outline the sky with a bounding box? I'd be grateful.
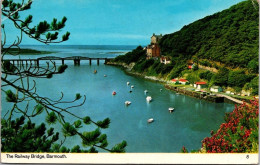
[2,0,245,45]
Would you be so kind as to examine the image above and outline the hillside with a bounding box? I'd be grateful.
[111,0,259,95]
[159,0,259,69]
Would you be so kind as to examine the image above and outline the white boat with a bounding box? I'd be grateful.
[144,90,148,94]
[125,101,131,105]
[160,89,162,92]
[127,82,130,85]
[168,107,174,113]
[131,85,134,88]
[104,75,107,77]
[147,118,154,123]
[146,96,152,102]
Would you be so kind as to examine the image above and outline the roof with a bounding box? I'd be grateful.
[179,79,188,82]
[195,82,207,85]
[171,79,178,82]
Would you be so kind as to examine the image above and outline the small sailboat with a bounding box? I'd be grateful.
[104,74,107,77]
[131,85,134,88]
[168,107,174,113]
[144,90,148,94]
[93,69,97,74]
[112,91,116,95]
[127,82,130,85]
[146,96,152,102]
[147,118,154,123]
[125,101,131,106]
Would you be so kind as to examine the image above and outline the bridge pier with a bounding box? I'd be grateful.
[89,59,92,65]
[97,59,99,65]
[62,59,65,65]
[74,59,80,66]
[36,59,39,67]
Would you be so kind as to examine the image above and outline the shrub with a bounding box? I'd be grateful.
[201,99,259,153]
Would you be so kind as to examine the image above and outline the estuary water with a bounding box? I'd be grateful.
[1,45,235,152]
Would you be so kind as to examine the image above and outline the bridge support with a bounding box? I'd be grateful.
[97,59,99,65]
[74,59,80,66]
[89,59,92,65]
[62,59,65,65]
[36,59,39,67]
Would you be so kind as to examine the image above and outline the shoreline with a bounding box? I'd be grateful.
[106,61,251,105]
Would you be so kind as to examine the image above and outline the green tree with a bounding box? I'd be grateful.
[227,70,248,88]
[248,59,259,73]
[248,76,259,95]
[1,0,126,153]
[214,67,229,86]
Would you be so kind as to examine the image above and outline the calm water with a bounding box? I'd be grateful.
[2,45,235,152]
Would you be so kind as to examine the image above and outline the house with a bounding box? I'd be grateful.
[210,86,223,92]
[171,79,179,84]
[146,44,161,59]
[179,79,189,85]
[160,56,171,64]
[187,60,194,69]
[146,33,162,59]
[194,82,207,89]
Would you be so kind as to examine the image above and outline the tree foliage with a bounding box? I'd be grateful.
[159,0,258,69]
[1,0,126,153]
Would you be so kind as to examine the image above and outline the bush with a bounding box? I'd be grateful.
[214,67,229,86]
[199,71,214,81]
[201,99,259,153]
[248,76,259,95]
[169,65,186,79]
[114,46,146,64]
[228,70,248,88]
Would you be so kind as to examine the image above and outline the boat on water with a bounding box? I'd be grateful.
[104,75,107,77]
[129,90,132,93]
[144,90,148,94]
[131,85,134,88]
[146,96,152,102]
[160,89,162,92]
[147,118,154,123]
[168,107,174,113]
[127,82,130,85]
[93,69,97,74]
[125,101,131,106]
[112,91,116,95]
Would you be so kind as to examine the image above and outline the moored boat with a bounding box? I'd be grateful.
[144,90,148,94]
[127,82,130,85]
[168,107,174,113]
[112,91,116,95]
[147,118,154,123]
[146,96,152,102]
[131,85,134,88]
[125,101,131,105]
[93,69,97,74]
